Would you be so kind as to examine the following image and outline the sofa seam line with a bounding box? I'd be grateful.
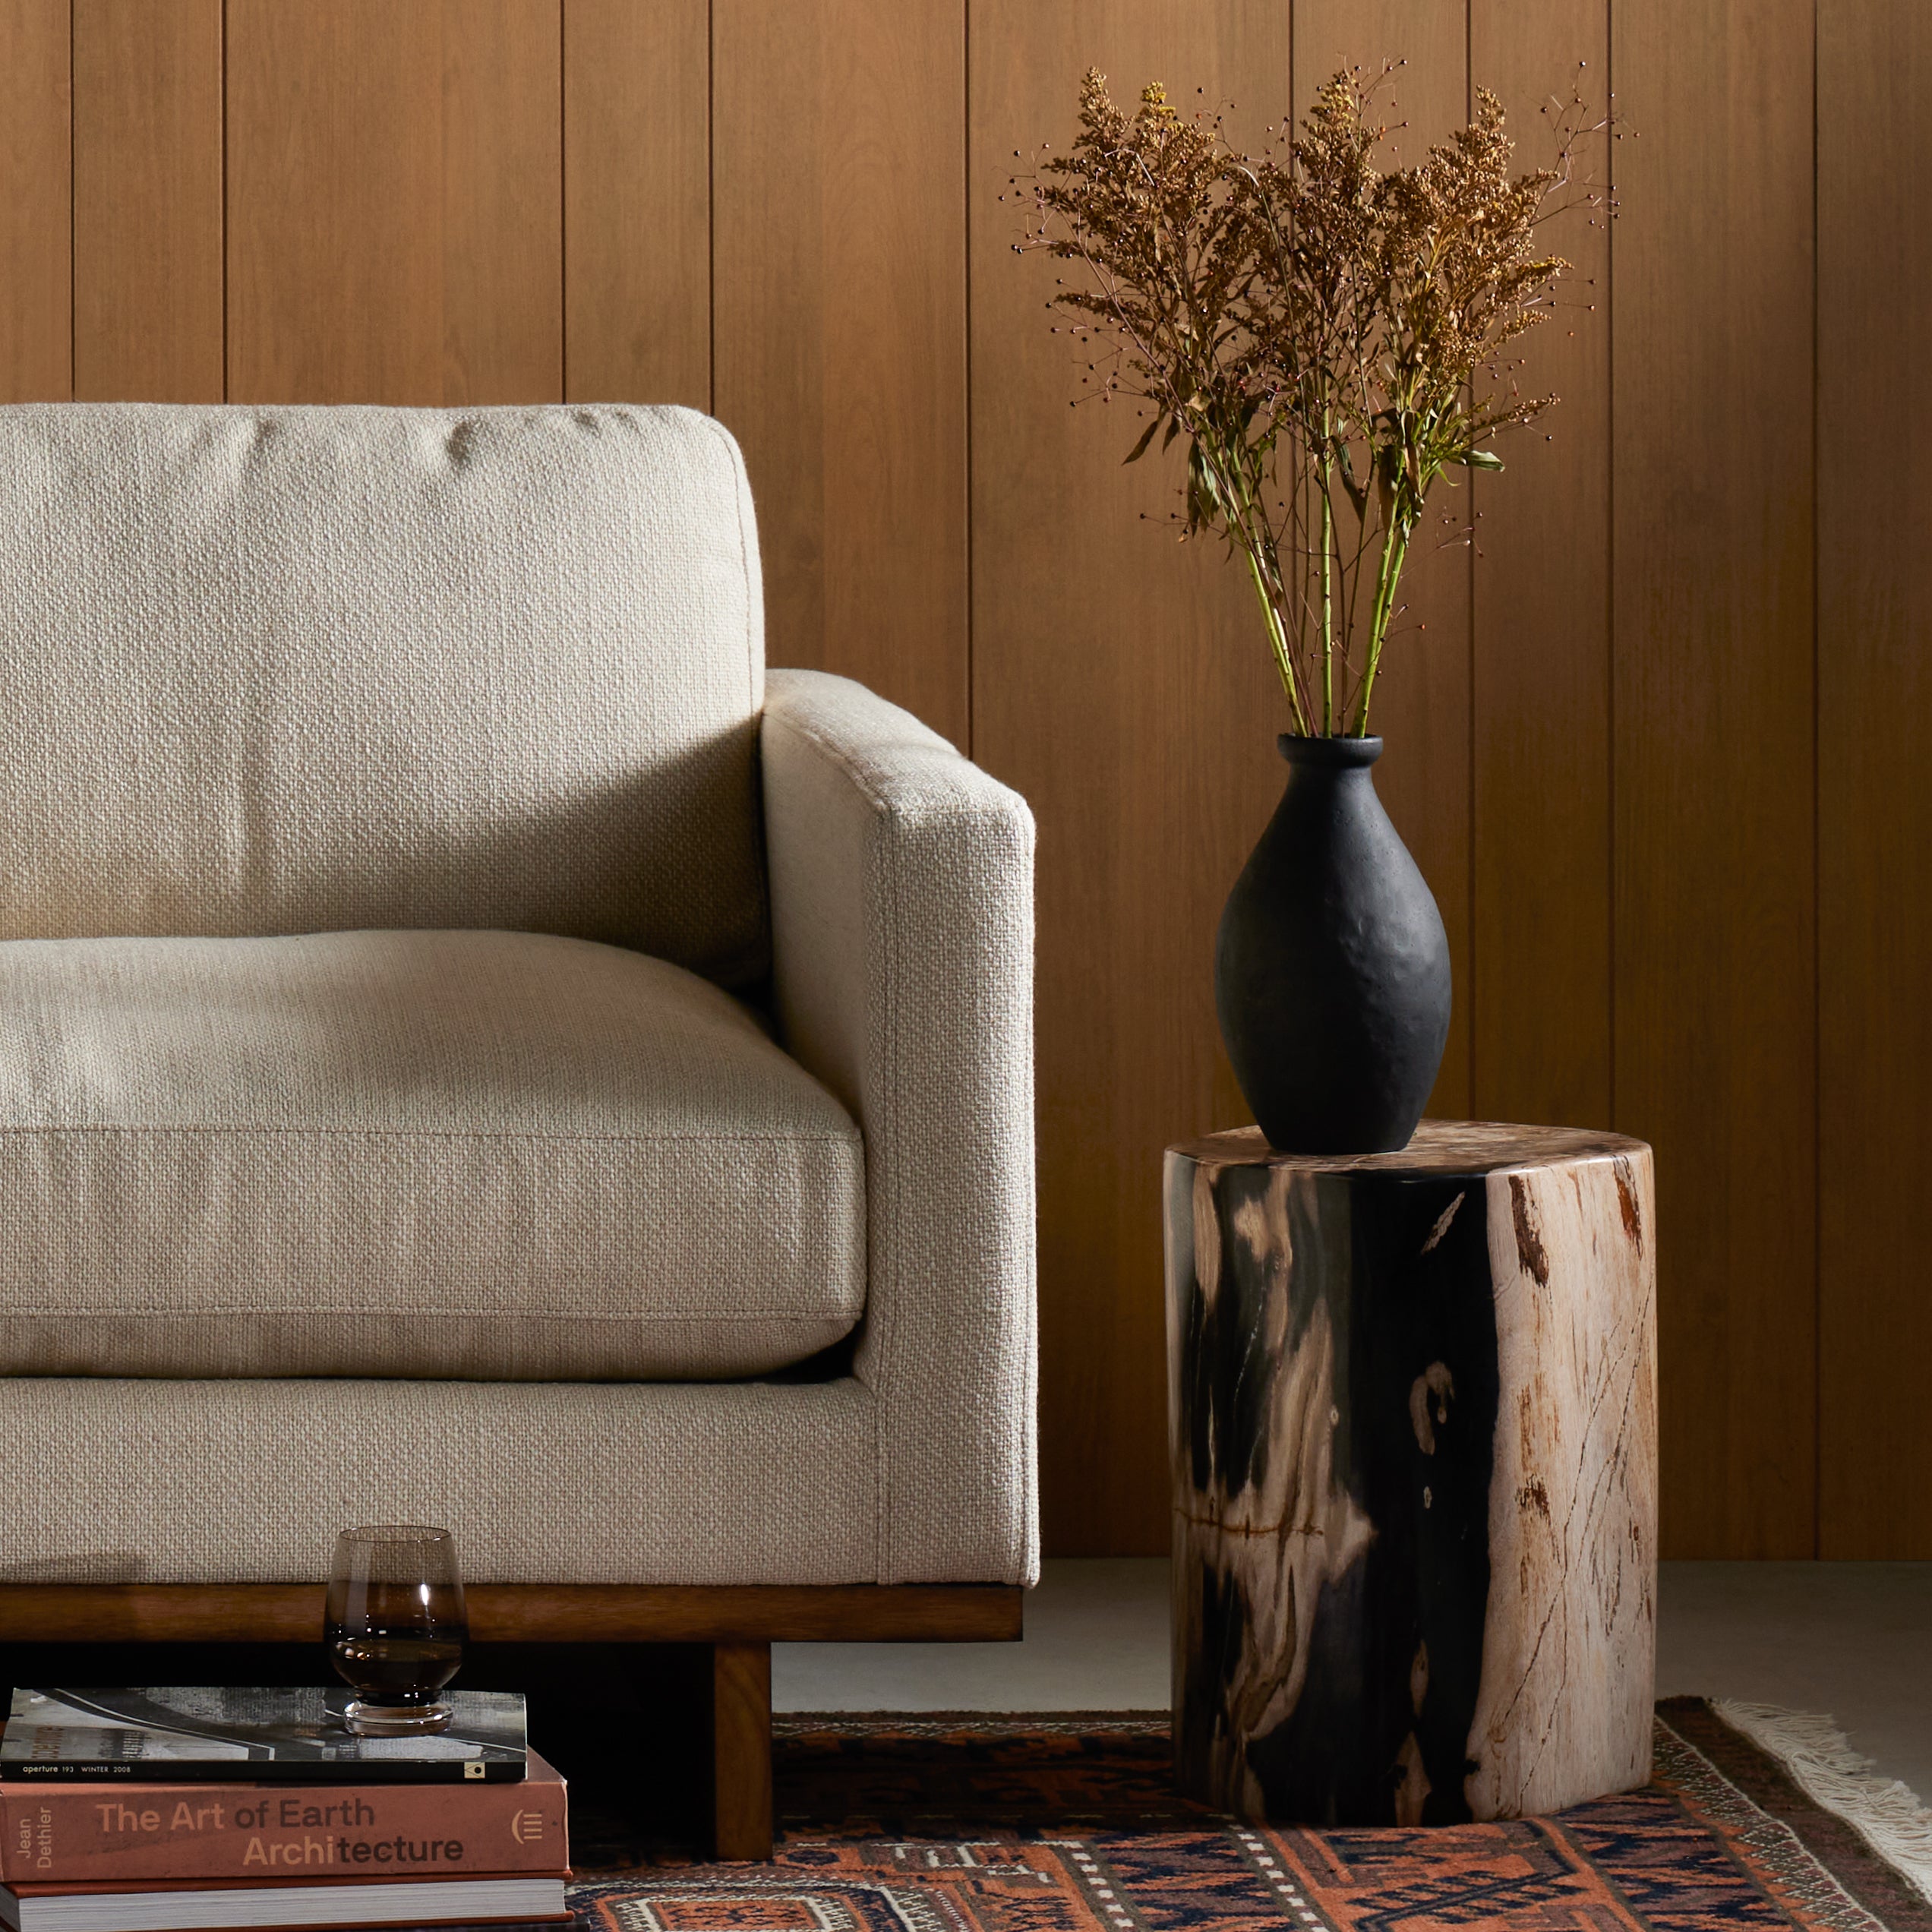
[0,1378,876,1394]
[0,1125,863,1144]
[0,1313,861,1329]
[764,699,1021,828]
[764,705,917,817]
[0,1309,864,1319]
[700,410,757,723]
[876,810,900,1584]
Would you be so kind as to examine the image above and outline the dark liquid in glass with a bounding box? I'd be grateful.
[326,1625,464,1706]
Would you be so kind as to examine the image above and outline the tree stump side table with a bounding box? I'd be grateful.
[1165,1121,1656,1827]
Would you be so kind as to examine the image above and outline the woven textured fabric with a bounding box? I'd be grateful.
[762,671,1038,1587]
[0,929,863,1379]
[0,402,767,987]
[0,1377,876,1585]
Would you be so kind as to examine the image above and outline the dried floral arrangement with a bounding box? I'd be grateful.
[1014,66,1614,737]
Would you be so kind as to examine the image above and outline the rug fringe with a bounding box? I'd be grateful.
[1716,1700,1932,1906]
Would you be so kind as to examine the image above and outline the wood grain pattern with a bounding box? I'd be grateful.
[1611,0,1816,1556]
[711,1641,774,1860]
[563,0,709,408]
[1291,5,1474,1120]
[0,1584,1025,1645]
[439,1,562,403]
[1166,1128,1655,1821]
[712,0,968,743]
[227,0,560,403]
[1816,0,1932,1555]
[0,0,71,402]
[1174,1119,1643,1174]
[72,0,223,402]
[1467,1153,1656,1814]
[971,3,1290,1558]
[1468,3,1613,1132]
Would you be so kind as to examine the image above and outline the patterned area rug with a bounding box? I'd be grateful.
[570,1698,1932,1931]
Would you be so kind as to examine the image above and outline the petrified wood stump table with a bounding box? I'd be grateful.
[1165,1121,1656,1827]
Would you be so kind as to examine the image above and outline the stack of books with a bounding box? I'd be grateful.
[0,1690,570,1932]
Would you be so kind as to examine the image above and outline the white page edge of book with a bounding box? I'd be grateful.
[0,1876,568,1932]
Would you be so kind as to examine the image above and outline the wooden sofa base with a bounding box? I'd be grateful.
[0,1583,1024,1861]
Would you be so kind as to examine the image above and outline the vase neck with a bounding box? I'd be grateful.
[1277,733,1383,772]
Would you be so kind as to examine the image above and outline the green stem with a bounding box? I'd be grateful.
[1353,516,1412,736]
[1215,439,1309,735]
[1319,480,1334,736]
[1244,542,1307,735]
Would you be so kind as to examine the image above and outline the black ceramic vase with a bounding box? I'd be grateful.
[1215,734,1451,1155]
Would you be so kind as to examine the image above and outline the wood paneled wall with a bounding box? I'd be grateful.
[0,0,1915,1559]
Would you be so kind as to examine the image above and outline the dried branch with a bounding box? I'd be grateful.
[1010,64,1616,735]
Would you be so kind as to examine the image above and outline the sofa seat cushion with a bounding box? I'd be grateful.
[0,930,865,1379]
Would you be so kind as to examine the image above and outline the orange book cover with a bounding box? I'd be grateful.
[0,1752,567,1885]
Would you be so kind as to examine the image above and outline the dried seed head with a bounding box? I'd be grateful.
[1014,60,1618,733]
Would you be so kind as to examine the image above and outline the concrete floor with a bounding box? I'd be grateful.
[775,1558,1932,1804]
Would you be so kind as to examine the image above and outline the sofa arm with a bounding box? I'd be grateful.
[760,669,1037,1585]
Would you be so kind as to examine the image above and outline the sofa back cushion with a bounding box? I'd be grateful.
[0,402,768,987]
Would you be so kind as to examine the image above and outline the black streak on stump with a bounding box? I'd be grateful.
[1175,1164,1496,1825]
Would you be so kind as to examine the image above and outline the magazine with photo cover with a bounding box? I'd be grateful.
[0,1691,527,1784]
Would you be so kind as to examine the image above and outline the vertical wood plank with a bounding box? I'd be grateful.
[972,6,1291,1556]
[228,0,560,404]
[712,0,968,745]
[1817,0,1932,1556]
[229,0,440,402]
[563,0,709,408]
[440,2,563,404]
[712,15,820,685]
[1290,7,1474,1119]
[1468,7,1612,1132]
[1612,0,1816,1556]
[0,0,71,402]
[73,0,223,402]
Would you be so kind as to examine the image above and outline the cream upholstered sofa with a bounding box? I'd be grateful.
[0,403,1035,1847]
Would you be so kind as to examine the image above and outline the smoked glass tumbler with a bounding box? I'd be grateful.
[325,1525,468,1736]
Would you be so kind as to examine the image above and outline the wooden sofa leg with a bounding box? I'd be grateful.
[712,1640,773,1859]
